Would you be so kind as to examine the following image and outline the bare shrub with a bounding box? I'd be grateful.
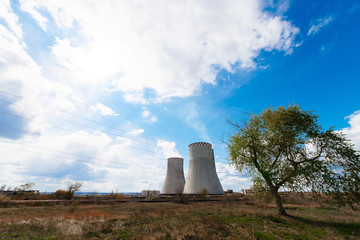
[16,183,35,200]
[67,181,82,200]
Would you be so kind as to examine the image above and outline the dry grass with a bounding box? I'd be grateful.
[0,199,359,239]
[0,194,10,202]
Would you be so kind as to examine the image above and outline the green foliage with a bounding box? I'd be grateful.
[226,105,360,215]
[113,229,131,239]
[252,174,272,202]
[254,231,276,240]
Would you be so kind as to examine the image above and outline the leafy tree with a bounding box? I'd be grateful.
[226,105,360,216]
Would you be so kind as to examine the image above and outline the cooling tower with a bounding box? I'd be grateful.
[161,157,185,194]
[183,142,224,194]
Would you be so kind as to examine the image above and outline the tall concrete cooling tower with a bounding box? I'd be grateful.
[161,157,185,194]
[183,142,224,194]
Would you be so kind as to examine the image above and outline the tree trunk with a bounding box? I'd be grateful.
[271,188,288,216]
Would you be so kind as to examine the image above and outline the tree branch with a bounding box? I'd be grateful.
[270,149,282,170]
[275,170,298,188]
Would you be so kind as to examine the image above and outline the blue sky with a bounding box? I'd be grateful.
[0,0,359,192]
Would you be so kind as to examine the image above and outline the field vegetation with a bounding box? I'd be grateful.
[1,194,359,239]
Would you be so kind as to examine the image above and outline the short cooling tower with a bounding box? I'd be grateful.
[183,142,224,194]
[161,157,185,194]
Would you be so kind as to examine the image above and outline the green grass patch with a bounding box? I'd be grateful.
[112,229,131,239]
[315,207,336,210]
[221,215,262,224]
[254,231,276,240]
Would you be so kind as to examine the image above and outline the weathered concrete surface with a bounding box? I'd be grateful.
[161,157,185,194]
[183,142,224,194]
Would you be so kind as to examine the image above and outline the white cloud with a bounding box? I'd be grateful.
[0,0,300,192]
[216,163,252,191]
[156,139,181,159]
[141,109,158,123]
[125,128,144,136]
[19,0,74,31]
[274,0,290,15]
[20,0,299,103]
[0,130,167,192]
[141,110,150,118]
[19,0,48,31]
[91,102,119,116]
[123,92,148,105]
[0,5,78,139]
[0,14,163,191]
[307,16,333,36]
[0,0,23,39]
[341,110,360,150]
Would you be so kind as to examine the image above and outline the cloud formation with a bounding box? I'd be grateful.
[91,102,119,116]
[141,109,158,123]
[0,129,167,192]
[0,0,301,192]
[19,0,299,103]
[156,139,181,159]
[125,128,144,137]
[216,163,252,191]
[341,110,360,150]
[307,16,333,36]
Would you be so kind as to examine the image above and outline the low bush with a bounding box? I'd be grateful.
[53,190,68,200]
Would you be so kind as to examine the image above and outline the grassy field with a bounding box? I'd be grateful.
[0,198,359,240]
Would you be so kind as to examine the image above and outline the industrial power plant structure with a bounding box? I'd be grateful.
[161,157,185,194]
[161,142,224,195]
